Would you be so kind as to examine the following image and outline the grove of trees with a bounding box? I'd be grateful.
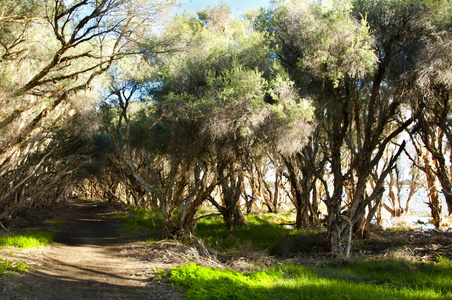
[1,0,451,256]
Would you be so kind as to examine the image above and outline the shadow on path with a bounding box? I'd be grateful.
[7,199,153,300]
[22,270,150,300]
[54,200,126,247]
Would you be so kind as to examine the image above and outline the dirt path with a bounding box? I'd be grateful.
[1,199,183,300]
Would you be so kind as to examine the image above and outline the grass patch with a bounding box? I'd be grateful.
[0,231,55,249]
[44,219,65,225]
[119,208,452,299]
[195,213,301,251]
[166,261,452,300]
[0,258,33,278]
[320,259,452,296]
[121,207,162,241]
[122,208,323,253]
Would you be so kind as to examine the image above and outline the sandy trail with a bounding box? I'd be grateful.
[2,200,176,300]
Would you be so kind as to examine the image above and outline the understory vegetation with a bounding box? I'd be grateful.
[0,258,32,278]
[0,229,54,278]
[123,206,323,253]
[165,261,452,300]
[124,207,452,299]
[0,231,55,249]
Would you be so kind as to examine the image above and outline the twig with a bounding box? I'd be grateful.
[0,220,9,231]
[0,147,56,220]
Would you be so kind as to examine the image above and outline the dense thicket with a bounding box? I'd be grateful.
[1,0,451,255]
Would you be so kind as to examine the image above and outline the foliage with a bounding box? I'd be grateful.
[436,255,452,266]
[155,8,314,155]
[0,231,55,248]
[120,207,314,252]
[166,261,452,299]
[250,0,452,254]
[1,0,451,260]
[0,258,32,278]
[277,0,376,88]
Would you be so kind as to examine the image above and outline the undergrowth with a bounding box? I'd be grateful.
[119,207,452,299]
[44,219,65,225]
[166,261,452,300]
[195,213,310,252]
[121,207,324,253]
[0,258,32,278]
[120,207,162,241]
[0,231,55,248]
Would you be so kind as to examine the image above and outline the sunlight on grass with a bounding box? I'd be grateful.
[195,213,301,251]
[329,259,452,296]
[122,208,323,252]
[167,262,452,300]
[0,231,55,248]
[118,207,452,299]
[0,257,33,278]
[121,207,162,240]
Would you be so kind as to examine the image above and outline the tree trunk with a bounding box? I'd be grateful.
[283,156,308,229]
[434,164,452,216]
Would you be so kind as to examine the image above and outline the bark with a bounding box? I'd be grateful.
[434,161,452,216]
[423,154,442,229]
[283,156,307,229]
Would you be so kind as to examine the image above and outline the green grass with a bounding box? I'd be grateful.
[120,207,163,241]
[44,219,65,225]
[122,208,323,252]
[118,208,452,299]
[166,261,452,300]
[0,257,33,278]
[195,213,303,251]
[0,231,55,248]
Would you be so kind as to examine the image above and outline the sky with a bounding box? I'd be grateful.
[179,0,272,14]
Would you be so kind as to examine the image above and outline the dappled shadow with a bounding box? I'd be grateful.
[54,200,127,247]
[172,263,452,300]
[1,199,185,300]
[362,227,452,261]
[9,269,150,300]
[43,256,150,283]
[54,218,125,247]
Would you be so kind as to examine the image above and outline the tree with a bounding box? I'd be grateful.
[256,0,447,254]
[137,5,314,237]
[258,0,377,254]
[0,0,174,220]
[407,132,443,228]
[382,153,423,219]
[410,2,452,215]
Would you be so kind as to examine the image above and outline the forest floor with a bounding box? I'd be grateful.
[1,198,452,299]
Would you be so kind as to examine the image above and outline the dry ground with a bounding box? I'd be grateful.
[1,199,184,300]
